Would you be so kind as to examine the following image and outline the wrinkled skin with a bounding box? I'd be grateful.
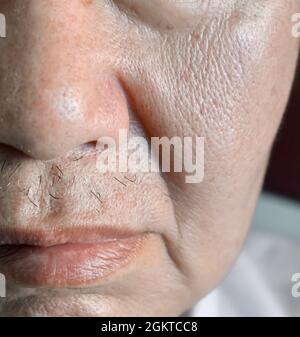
[0,0,299,316]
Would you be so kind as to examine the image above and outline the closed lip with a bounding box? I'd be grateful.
[0,226,151,288]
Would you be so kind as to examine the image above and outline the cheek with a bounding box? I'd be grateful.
[162,6,298,162]
[116,2,299,297]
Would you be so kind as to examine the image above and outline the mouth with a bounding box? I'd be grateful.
[0,227,151,288]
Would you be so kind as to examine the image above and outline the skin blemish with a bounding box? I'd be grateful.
[82,0,93,6]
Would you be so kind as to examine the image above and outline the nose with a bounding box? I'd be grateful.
[0,0,128,160]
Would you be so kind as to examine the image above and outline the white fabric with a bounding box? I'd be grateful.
[190,228,300,317]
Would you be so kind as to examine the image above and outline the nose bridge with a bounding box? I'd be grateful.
[0,0,128,160]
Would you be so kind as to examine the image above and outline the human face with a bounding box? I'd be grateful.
[0,0,299,316]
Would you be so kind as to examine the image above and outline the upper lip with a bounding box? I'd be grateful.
[0,225,140,247]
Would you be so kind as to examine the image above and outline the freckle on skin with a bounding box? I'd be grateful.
[82,0,93,6]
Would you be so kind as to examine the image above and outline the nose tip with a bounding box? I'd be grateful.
[0,0,129,160]
[2,75,129,161]
[43,80,129,160]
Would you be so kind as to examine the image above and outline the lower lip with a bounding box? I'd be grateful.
[0,235,147,287]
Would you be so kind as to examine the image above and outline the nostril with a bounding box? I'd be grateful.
[88,141,97,148]
[66,141,98,161]
[0,143,32,161]
[80,141,97,152]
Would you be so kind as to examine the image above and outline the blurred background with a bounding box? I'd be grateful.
[264,59,300,201]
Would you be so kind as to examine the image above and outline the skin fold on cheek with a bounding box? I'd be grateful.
[113,0,205,30]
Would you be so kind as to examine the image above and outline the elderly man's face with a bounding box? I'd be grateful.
[0,0,298,316]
